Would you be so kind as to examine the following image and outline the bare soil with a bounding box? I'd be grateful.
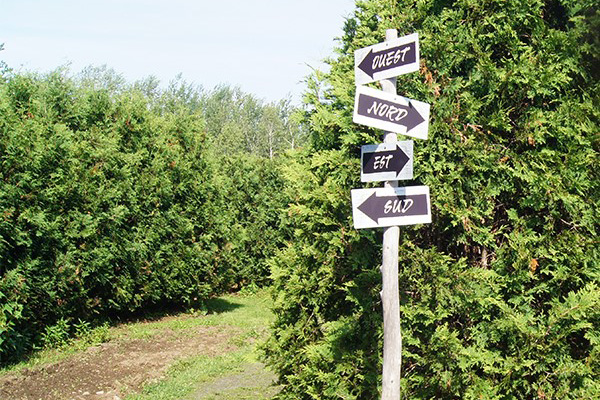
[0,321,239,400]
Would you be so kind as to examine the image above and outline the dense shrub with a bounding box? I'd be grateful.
[210,154,290,289]
[0,71,221,362]
[0,67,298,363]
[264,0,599,398]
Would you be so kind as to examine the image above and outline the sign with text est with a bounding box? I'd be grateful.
[361,141,413,182]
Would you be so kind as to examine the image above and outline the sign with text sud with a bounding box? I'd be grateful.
[353,85,430,140]
[361,141,413,182]
[354,32,420,85]
[351,185,431,229]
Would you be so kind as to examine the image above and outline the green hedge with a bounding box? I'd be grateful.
[264,0,599,398]
[210,154,290,289]
[0,71,223,362]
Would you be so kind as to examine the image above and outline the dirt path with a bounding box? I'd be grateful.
[190,362,279,399]
[0,292,281,400]
[0,321,238,400]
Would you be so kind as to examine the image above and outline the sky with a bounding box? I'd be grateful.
[0,0,356,104]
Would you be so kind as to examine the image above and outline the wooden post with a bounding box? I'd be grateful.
[380,28,402,400]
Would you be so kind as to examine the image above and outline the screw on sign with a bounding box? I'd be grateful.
[354,32,420,85]
[351,186,431,229]
[361,141,413,182]
[353,85,430,140]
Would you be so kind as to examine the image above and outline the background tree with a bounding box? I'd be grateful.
[76,65,127,94]
[259,104,284,159]
[201,85,307,157]
[0,44,10,82]
[278,97,308,151]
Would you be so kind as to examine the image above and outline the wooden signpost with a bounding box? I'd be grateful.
[351,29,431,400]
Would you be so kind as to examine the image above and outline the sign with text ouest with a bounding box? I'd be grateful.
[354,32,420,85]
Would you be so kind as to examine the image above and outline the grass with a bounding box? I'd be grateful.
[125,290,279,400]
[127,350,252,400]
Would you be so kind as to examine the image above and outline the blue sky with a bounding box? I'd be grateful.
[0,0,356,103]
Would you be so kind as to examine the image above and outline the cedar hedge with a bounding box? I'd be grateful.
[0,70,288,362]
[264,0,599,398]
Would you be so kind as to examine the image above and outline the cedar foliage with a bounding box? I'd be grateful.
[0,69,293,363]
[0,70,219,361]
[264,0,599,398]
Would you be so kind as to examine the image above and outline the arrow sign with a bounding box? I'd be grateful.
[351,186,431,229]
[353,85,430,140]
[361,141,413,182]
[355,32,419,85]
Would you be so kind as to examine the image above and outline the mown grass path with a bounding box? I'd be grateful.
[0,291,280,400]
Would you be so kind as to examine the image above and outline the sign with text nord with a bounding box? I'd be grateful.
[361,141,413,182]
[351,185,431,229]
[354,32,419,85]
[353,85,430,140]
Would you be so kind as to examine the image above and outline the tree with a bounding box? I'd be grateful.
[0,43,11,81]
[0,69,222,363]
[259,104,284,159]
[264,1,599,399]
[278,97,308,150]
[76,65,127,94]
[201,85,259,156]
[201,85,306,158]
